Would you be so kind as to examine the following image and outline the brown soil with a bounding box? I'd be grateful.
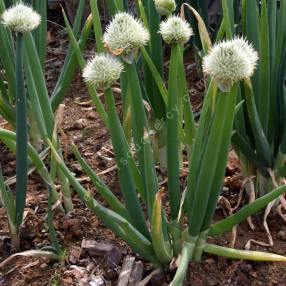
[1,19,286,286]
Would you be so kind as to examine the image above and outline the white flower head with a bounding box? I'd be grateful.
[83,54,123,90]
[202,37,259,92]
[103,12,150,58]
[154,0,176,16]
[231,37,259,70]
[159,16,193,45]
[1,2,41,33]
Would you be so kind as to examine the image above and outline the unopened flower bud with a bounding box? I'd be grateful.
[159,16,193,45]
[155,0,176,16]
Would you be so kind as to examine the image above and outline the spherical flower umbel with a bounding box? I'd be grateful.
[154,0,176,16]
[159,16,193,45]
[83,54,123,90]
[1,2,41,33]
[202,38,258,92]
[231,37,259,70]
[103,12,150,57]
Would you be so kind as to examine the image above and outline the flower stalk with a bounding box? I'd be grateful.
[14,32,27,232]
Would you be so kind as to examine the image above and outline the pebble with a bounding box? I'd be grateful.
[277,230,286,241]
[40,263,48,269]
[87,112,96,120]
[74,119,88,130]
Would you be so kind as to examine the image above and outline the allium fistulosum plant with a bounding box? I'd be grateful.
[0,0,102,214]
[0,0,106,248]
[1,2,41,247]
[225,0,286,245]
[51,7,286,285]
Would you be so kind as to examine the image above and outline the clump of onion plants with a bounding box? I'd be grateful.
[50,8,286,286]
[226,0,286,247]
[0,0,103,250]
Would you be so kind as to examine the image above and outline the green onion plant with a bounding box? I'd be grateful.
[230,1,286,199]
[0,0,99,246]
[50,4,286,285]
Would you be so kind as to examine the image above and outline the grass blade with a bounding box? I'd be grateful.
[89,0,104,52]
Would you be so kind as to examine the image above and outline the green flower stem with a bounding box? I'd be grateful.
[124,61,158,213]
[167,43,181,220]
[15,32,28,229]
[201,85,238,231]
[104,87,150,239]
[204,243,286,261]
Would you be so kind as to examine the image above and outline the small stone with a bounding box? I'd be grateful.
[277,230,286,241]
[96,155,108,168]
[40,263,48,269]
[71,162,82,174]
[89,276,105,286]
[106,246,122,269]
[87,112,96,120]
[74,119,88,130]
[206,258,215,265]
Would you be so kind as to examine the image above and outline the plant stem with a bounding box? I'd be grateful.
[15,32,28,230]
[104,88,150,239]
[204,243,286,261]
[170,242,195,286]
[167,44,181,220]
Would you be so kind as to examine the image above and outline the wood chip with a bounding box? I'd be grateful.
[81,239,114,256]
[117,256,135,286]
[128,261,144,286]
